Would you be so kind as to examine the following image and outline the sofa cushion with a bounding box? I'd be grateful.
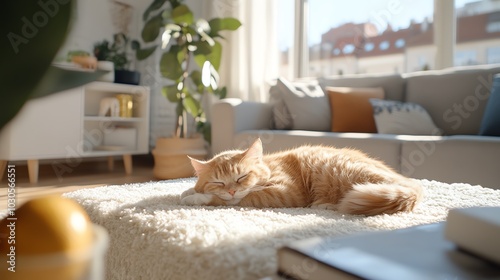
[400,135,500,188]
[479,74,500,136]
[276,78,331,131]
[405,65,500,135]
[326,87,384,133]
[369,99,442,135]
[319,73,405,101]
[233,130,403,172]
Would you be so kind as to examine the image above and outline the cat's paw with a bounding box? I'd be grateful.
[180,187,196,199]
[181,193,213,206]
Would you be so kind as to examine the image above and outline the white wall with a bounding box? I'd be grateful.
[58,0,143,61]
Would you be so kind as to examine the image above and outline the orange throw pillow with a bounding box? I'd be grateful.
[326,87,385,133]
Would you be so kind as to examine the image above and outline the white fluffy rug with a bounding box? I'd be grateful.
[64,178,500,280]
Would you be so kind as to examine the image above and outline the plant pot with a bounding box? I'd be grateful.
[114,70,141,85]
[152,136,207,179]
[96,61,114,82]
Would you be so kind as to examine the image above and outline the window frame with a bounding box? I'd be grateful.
[291,0,457,79]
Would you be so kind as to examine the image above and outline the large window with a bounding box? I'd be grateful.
[455,0,500,66]
[278,0,500,79]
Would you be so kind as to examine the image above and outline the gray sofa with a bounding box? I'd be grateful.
[212,64,500,189]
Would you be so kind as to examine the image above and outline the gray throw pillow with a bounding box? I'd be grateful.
[269,84,293,130]
[276,78,331,131]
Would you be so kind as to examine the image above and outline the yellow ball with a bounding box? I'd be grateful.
[0,196,95,280]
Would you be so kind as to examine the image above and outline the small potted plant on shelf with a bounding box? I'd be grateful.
[94,33,141,85]
[133,0,241,179]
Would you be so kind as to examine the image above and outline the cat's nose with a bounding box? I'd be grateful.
[228,189,236,196]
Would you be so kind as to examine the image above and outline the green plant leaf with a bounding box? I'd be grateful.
[183,94,201,117]
[208,18,242,37]
[197,121,211,144]
[131,40,158,60]
[142,13,163,42]
[137,45,158,60]
[213,87,227,99]
[193,53,207,71]
[143,0,168,21]
[1,1,73,131]
[190,70,202,87]
[206,41,222,70]
[162,85,180,102]
[172,5,193,25]
[160,52,183,80]
[193,41,212,56]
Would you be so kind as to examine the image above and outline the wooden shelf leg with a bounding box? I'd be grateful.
[108,156,114,171]
[123,154,132,175]
[0,160,7,181]
[27,159,39,184]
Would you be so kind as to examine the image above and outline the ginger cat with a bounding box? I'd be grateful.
[181,138,423,216]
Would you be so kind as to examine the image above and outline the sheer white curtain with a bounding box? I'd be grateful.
[204,0,280,102]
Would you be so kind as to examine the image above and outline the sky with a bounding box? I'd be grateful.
[277,0,481,50]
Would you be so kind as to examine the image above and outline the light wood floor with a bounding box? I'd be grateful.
[0,156,158,209]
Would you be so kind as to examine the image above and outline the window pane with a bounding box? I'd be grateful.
[307,0,434,77]
[455,0,500,66]
[277,0,295,80]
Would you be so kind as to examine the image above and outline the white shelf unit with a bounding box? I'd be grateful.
[0,82,150,183]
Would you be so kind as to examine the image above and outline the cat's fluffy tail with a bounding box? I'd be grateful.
[338,180,423,216]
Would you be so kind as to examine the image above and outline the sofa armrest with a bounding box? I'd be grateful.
[211,98,273,154]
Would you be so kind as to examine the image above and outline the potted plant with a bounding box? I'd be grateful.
[94,33,141,85]
[133,0,241,179]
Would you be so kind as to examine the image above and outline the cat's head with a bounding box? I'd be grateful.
[189,138,271,201]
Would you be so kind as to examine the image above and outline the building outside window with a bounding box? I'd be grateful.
[487,46,500,63]
[278,0,500,79]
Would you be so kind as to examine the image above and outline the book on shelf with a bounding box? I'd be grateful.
[277,222,500,280]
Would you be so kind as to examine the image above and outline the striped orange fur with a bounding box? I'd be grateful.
[186,138,423,216]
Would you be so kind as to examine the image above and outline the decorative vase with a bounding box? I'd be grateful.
[152,136,207,179]
[96,61,114,82]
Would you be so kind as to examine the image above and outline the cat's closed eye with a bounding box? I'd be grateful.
[210,181,225,186]
[236,174,249,183]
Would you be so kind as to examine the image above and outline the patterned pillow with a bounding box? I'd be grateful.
[369,99,442,135]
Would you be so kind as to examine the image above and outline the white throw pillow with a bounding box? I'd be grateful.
[369,99,442,135]
[276,77,331,131]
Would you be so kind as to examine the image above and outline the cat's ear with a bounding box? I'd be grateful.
[243,138,263,161]
[189,156,207,176]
